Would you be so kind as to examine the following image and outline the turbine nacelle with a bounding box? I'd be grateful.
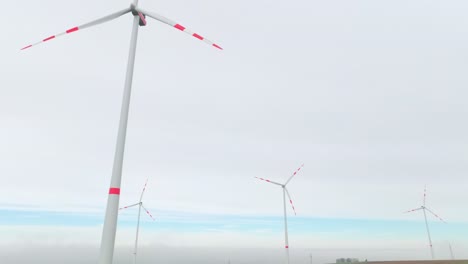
[130,4,147,26]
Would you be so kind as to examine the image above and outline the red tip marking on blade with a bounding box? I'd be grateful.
[174,24,185,31]
[43,36,55,42]
[21,45,32,50]
[109,188,120,195]
[147,211,153,218]
[66,27,79,33]
[285,246,289,248]
[193,33,204,40]
[213,44,223,50]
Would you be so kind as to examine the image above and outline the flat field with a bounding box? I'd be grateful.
[365,261,468,264]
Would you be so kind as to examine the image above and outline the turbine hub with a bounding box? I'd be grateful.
[130,4,147,26]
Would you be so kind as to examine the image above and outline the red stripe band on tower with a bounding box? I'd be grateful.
[285,246,289,248]
[193,33,204,40]
[43,36,55,42]
[66,27,79,33]
[174,24,185,31]
[109,188,120,195]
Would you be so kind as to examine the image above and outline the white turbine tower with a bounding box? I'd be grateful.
[255,164,304,264]
[119,178,156,264]
[403,186,446,260]
[21,1,222,264]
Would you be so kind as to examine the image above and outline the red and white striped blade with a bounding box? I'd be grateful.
[425,207,447,223]
[134,7,223,50]
[284,188,297,215]
[139,178,149,202]
[119,202,140,211]
[403,207,423,214]
[21,7,131,50]
[423,186,427,206]
[284,164,304,186]
[141,204,156,221]
[254,177,282,186]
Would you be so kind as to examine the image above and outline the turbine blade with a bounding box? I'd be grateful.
[254,177,282,186]
[284,188,297,215]
[21,7,131,50]
[141,204,156,221]
[284,164,304,186]
[403,207,423,213]
[119,202,140,210]
[423,185,427,207]
[425,207,447,223]
[134,7,223,50]
[139,178,149,202]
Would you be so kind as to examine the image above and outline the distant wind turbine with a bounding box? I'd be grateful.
[21,1,222,264]
[119,178,156,264]
[255,164,304,264]
[403,186,447,260]
[449,242,455,260]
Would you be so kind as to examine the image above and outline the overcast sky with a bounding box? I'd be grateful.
[2,0,468,263]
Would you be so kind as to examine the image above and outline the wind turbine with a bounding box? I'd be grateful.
[119,178,156,264]
[448,242,455,260]
[255,164,304,264]
[403,186,446,260]
[21,1,222,264]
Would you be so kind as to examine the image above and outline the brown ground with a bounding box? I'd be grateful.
[365,261,468,264]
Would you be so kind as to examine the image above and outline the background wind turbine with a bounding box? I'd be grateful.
[21,1,222,264]
[403,186,447,260]
[255,164,304,264]
[119,178,155,264]
[448,242,455,260]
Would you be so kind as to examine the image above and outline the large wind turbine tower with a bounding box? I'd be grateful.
[21,1,222,264]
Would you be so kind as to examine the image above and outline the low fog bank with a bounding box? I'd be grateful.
[1,244,464,264]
